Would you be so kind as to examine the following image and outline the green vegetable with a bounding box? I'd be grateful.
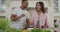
[31,28,41,32]
[31,29,36,32]
[31,28,51,32]
[10,28,21,32]
[0,18,22,32]
[0,18,10,32]
[41,29,46,32]
[45,30,51,32]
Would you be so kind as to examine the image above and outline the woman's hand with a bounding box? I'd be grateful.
[30,22,33,25]
[43,24,49,28]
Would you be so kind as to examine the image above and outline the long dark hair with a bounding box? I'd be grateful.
[36,2,45,13]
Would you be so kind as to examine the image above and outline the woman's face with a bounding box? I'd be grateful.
[36,3,41,11]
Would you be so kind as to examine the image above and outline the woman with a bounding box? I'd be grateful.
[30,2,49,29]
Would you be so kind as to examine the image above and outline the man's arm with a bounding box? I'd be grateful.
[24,11,30,29]
[25,18,29,29]
[10,14,25,21]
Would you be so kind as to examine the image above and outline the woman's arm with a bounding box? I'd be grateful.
[44,13,49,28]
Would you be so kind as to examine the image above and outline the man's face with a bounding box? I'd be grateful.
[22,1,28,8]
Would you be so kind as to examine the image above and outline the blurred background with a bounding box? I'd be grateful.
[0,0,60,32]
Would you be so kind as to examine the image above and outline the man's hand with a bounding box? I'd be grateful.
[20,14,25,18]
[10,14,17,21]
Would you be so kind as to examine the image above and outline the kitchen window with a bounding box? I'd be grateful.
[0,0,6,13]
[54,0,59,13]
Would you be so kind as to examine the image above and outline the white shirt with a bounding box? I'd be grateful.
[10,7,30,29]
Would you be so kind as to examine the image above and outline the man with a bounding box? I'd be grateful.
[10,0,30,29]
